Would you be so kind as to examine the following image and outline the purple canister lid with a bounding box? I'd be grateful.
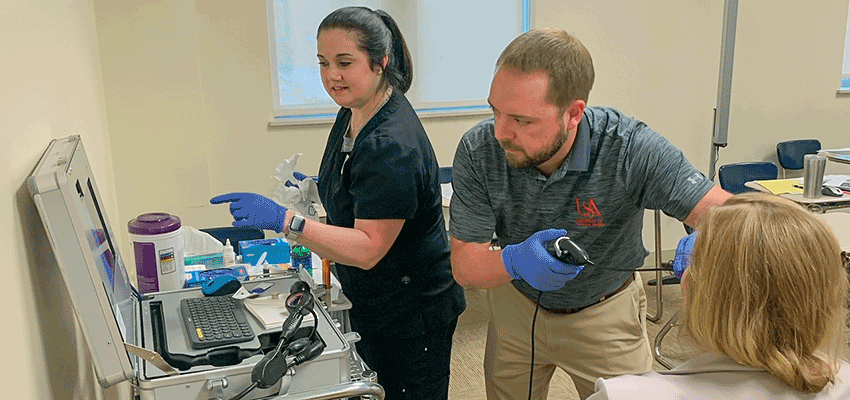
[128,212,181,235]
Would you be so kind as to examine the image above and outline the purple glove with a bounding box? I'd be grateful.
[210,192,287,233]
[673,231,698,279]
[501,229,584,291]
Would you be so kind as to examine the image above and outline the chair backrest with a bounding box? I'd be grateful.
[718,162,779,194]
[776,139,822,170]
[439,166,453,184]
[199,226,265,256]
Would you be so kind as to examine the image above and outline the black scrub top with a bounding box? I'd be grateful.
[317,89,465,337]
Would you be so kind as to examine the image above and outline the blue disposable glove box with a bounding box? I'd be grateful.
[239,238,290,265]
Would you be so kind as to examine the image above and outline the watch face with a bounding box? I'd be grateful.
[291,216,305,233]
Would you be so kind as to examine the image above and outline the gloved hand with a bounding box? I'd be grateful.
[285,171,318,188]
[501,228,585,291]
[210,192,287,233]
[673,231,698,279]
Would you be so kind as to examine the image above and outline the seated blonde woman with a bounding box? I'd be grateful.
[589,192,850,399]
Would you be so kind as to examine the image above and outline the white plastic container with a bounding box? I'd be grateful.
[128,212,186,292]
[223,239,236,266]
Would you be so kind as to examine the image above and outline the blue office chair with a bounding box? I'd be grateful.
[776,139,821,177]
[717,162,779,194]
[199,226,265,256]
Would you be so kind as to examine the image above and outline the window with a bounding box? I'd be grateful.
[842,1,850,92]
[266,0,530,124]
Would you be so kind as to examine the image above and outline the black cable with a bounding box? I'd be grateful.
[528,290,543,400]
[227,381,259,400]
[605,261,675,272]
[308,308,319,339]
[613,267,671,272]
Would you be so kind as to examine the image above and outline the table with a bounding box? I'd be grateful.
[744,180,850,213]
[819,148,850,165]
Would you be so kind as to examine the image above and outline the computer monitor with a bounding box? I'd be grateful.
[28,135,137,387]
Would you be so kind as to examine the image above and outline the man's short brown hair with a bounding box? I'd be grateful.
[495,28,595,109]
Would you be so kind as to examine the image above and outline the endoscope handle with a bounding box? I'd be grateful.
[546,236,594,266]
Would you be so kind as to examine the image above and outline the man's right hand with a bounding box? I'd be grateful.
[501,229,584,291]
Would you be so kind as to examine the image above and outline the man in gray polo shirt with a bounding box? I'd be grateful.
[449,28,731,399]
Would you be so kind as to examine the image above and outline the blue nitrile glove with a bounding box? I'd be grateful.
[673,231,698,279]
[285,171,319,188]
[210,192,287,233]
[501,228,585,291]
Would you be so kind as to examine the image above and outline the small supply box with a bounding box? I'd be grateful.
[183,252,225,270]
[183,265,249,287]
[239,238,290,265]
[27,136,381,400]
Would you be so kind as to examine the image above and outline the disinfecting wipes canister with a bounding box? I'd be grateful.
[128,212,186,293]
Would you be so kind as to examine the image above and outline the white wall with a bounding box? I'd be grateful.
[1,0,129,398]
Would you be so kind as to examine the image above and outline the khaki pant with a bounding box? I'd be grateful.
[484,273,653,400]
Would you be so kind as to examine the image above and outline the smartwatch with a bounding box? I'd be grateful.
[286,214,306,241]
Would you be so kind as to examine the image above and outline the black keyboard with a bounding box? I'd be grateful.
[180,296,255,349]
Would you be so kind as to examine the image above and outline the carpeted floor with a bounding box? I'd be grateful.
[447,269,692,399]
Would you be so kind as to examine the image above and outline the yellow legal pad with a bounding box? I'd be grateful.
[752,179,804,195]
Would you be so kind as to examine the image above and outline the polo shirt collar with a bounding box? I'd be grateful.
[538,113,590,182]
[563,114,591,172]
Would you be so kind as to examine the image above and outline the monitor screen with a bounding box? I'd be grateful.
[72,176,137,347]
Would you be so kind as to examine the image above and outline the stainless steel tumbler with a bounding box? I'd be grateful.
[803,154,827,198]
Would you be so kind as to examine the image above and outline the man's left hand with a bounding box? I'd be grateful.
[673,231,698,279]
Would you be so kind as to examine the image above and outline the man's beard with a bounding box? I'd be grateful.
[501,121,568,169]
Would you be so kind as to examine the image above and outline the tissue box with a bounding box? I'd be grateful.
[184,252,225,270]
[239,238,290,265]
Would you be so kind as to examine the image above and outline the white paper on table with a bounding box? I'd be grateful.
[243,295,315,330]
[823,175,850,187]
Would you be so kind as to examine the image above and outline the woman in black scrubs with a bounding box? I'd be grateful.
[211,6,465,399]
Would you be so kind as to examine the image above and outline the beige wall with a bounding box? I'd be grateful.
[94,0,850,258]
[2,0,128,398]
[5,0,850,398]
[93,0,482,263]
[536,0,850,245]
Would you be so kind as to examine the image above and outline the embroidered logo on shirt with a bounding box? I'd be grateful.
[575,198,605,227]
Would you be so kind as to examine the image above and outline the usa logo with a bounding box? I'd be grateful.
[575,198,605,227]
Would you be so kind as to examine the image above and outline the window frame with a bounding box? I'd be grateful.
[265,0,532,126]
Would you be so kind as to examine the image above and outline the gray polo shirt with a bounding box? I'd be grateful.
[450,107,714,309]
